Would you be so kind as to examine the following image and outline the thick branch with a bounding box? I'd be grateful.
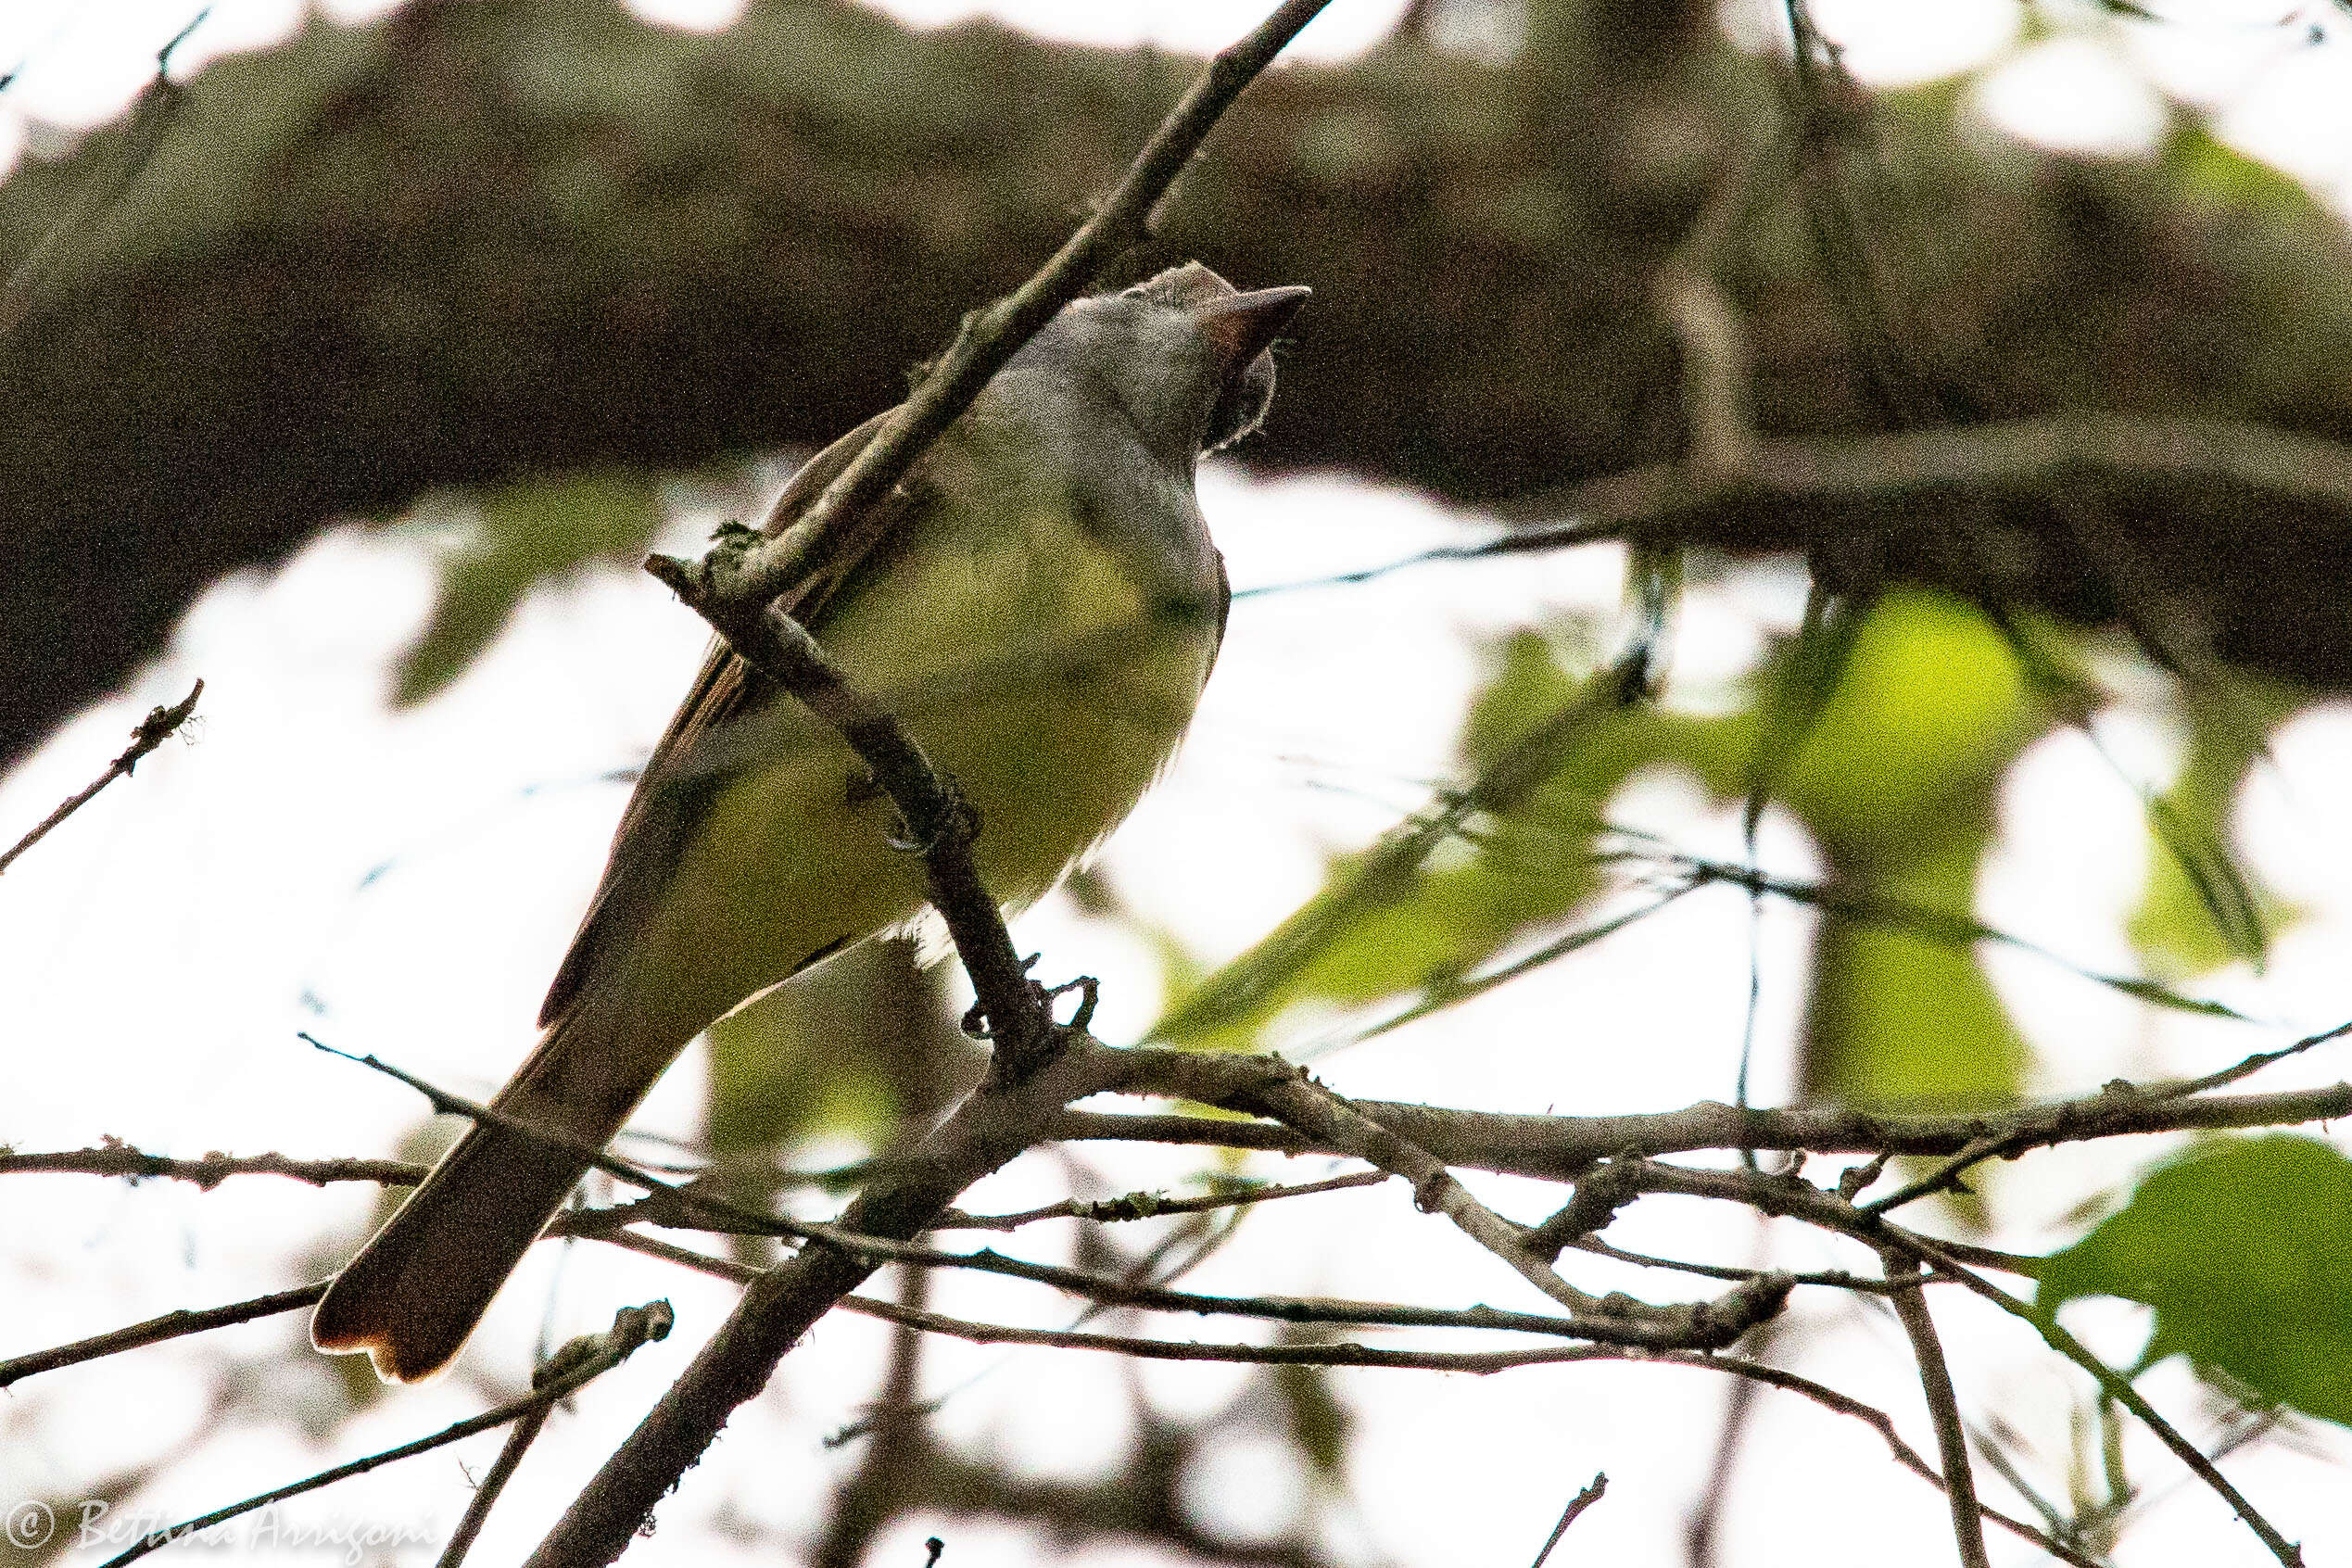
[1045,1070,2352,1178]
[19,1,2352,753]
[519,1045,1112,1568]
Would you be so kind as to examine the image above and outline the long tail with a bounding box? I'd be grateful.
[311,1005,677,1383]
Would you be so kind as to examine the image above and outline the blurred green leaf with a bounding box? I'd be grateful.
[1273,1358,1351,1478]
[2127,688,2302,978]
[1768,593,2044,1107]
[2033,1135,2352,1426]
[391,469,665,707]
[1742,587,1868,841]
[1775,592,2031,849]
[1151,629,1689,1045]
[2163,125,2330,221]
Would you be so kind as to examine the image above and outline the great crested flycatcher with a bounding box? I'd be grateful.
[312,263,1309,1382]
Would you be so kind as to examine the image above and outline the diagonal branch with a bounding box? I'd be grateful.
[706,0,1338,622]
[1086,1044,1790,1345]
[1881,1248,1991,1568]
[522,15,1340,1552]
[95,1303,671,1568]
[0,679,201,876]
[519,1043,1114,1568]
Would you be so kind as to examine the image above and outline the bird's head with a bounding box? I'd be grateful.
[1015,262,1310,468]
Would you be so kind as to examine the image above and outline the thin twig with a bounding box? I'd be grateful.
[433,1405,552,1568]
[1570,1235,1895,1295]
[1618,1160,2306,1568]
[2158,1018,2352,1098]
[1896,1232,2306,1568]
[0,1283,325,1390]
[1881,1249,1991,1568]
[1529,1473,1609,1568]
[301,1034,790,1240]
[0,680,201,876]
[0,1144,421,1187]
[600,1225,1757,1349]
[934,1169,1391,1230]
[706,0,1336,622]
[95,1303,671,1568]
[824,1293,2100,1567]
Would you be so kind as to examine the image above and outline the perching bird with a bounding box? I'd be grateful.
[311,263,1309,1381]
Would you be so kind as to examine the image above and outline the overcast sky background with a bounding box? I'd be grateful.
[8,3,2352,1565]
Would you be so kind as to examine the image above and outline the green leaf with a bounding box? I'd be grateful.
[1273,1358,1352,1478]
[1151,629,1689,1045]
[391,470,665,707]
[2034,1135,2352,1425]
[1804,897,2029,1107]
[1773,591,2033,850]
[1766,594,2045,1109]
[2126,686,2302,978]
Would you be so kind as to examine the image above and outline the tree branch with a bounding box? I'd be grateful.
[1881,1249,1991,1568]
[1044,1069,2352,1179]
[0,1283,326,1390]
[0,679,200,875]
[95,1303,671,1568]
[0,1144,422,1187]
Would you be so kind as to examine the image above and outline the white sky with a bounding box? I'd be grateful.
[7,4,2352,1567]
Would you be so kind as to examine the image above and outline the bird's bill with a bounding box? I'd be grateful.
[1193,285,1312,368]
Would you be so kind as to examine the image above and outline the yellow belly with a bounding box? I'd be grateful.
[613,499,1217,1049]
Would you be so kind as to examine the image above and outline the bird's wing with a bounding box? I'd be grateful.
[537,410,911,1027]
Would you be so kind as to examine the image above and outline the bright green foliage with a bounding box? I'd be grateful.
[1151,627,1700,1044]
[1153,591,2059,1110]
[391,470,664,706]
[2034,1135,2352,1426]
[2126,685,2301,978]
[1764,593,2044,1106]
[1765,593,2030,845]
[1152,585,2262,1116]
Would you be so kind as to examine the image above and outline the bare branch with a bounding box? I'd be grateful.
[1529,1473,1609,1568]
[601,1225,1755,1350]
[95,1303,671,1568]
[934,1169,1391,1231]
[521,1044,1112,1568]
[1490,414,2352,549]
[631,578,1053,1063]
[0,1144,421,1188]
[0,1283,324,1390]
[1084,1045,1790,1345]
[1881,1249,1991,1568]
[1047,1069,2352,1179]
[434,1405,553,1568]
[0,680,200,876]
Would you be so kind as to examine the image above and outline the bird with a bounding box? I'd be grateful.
[311,262,1309,1382]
